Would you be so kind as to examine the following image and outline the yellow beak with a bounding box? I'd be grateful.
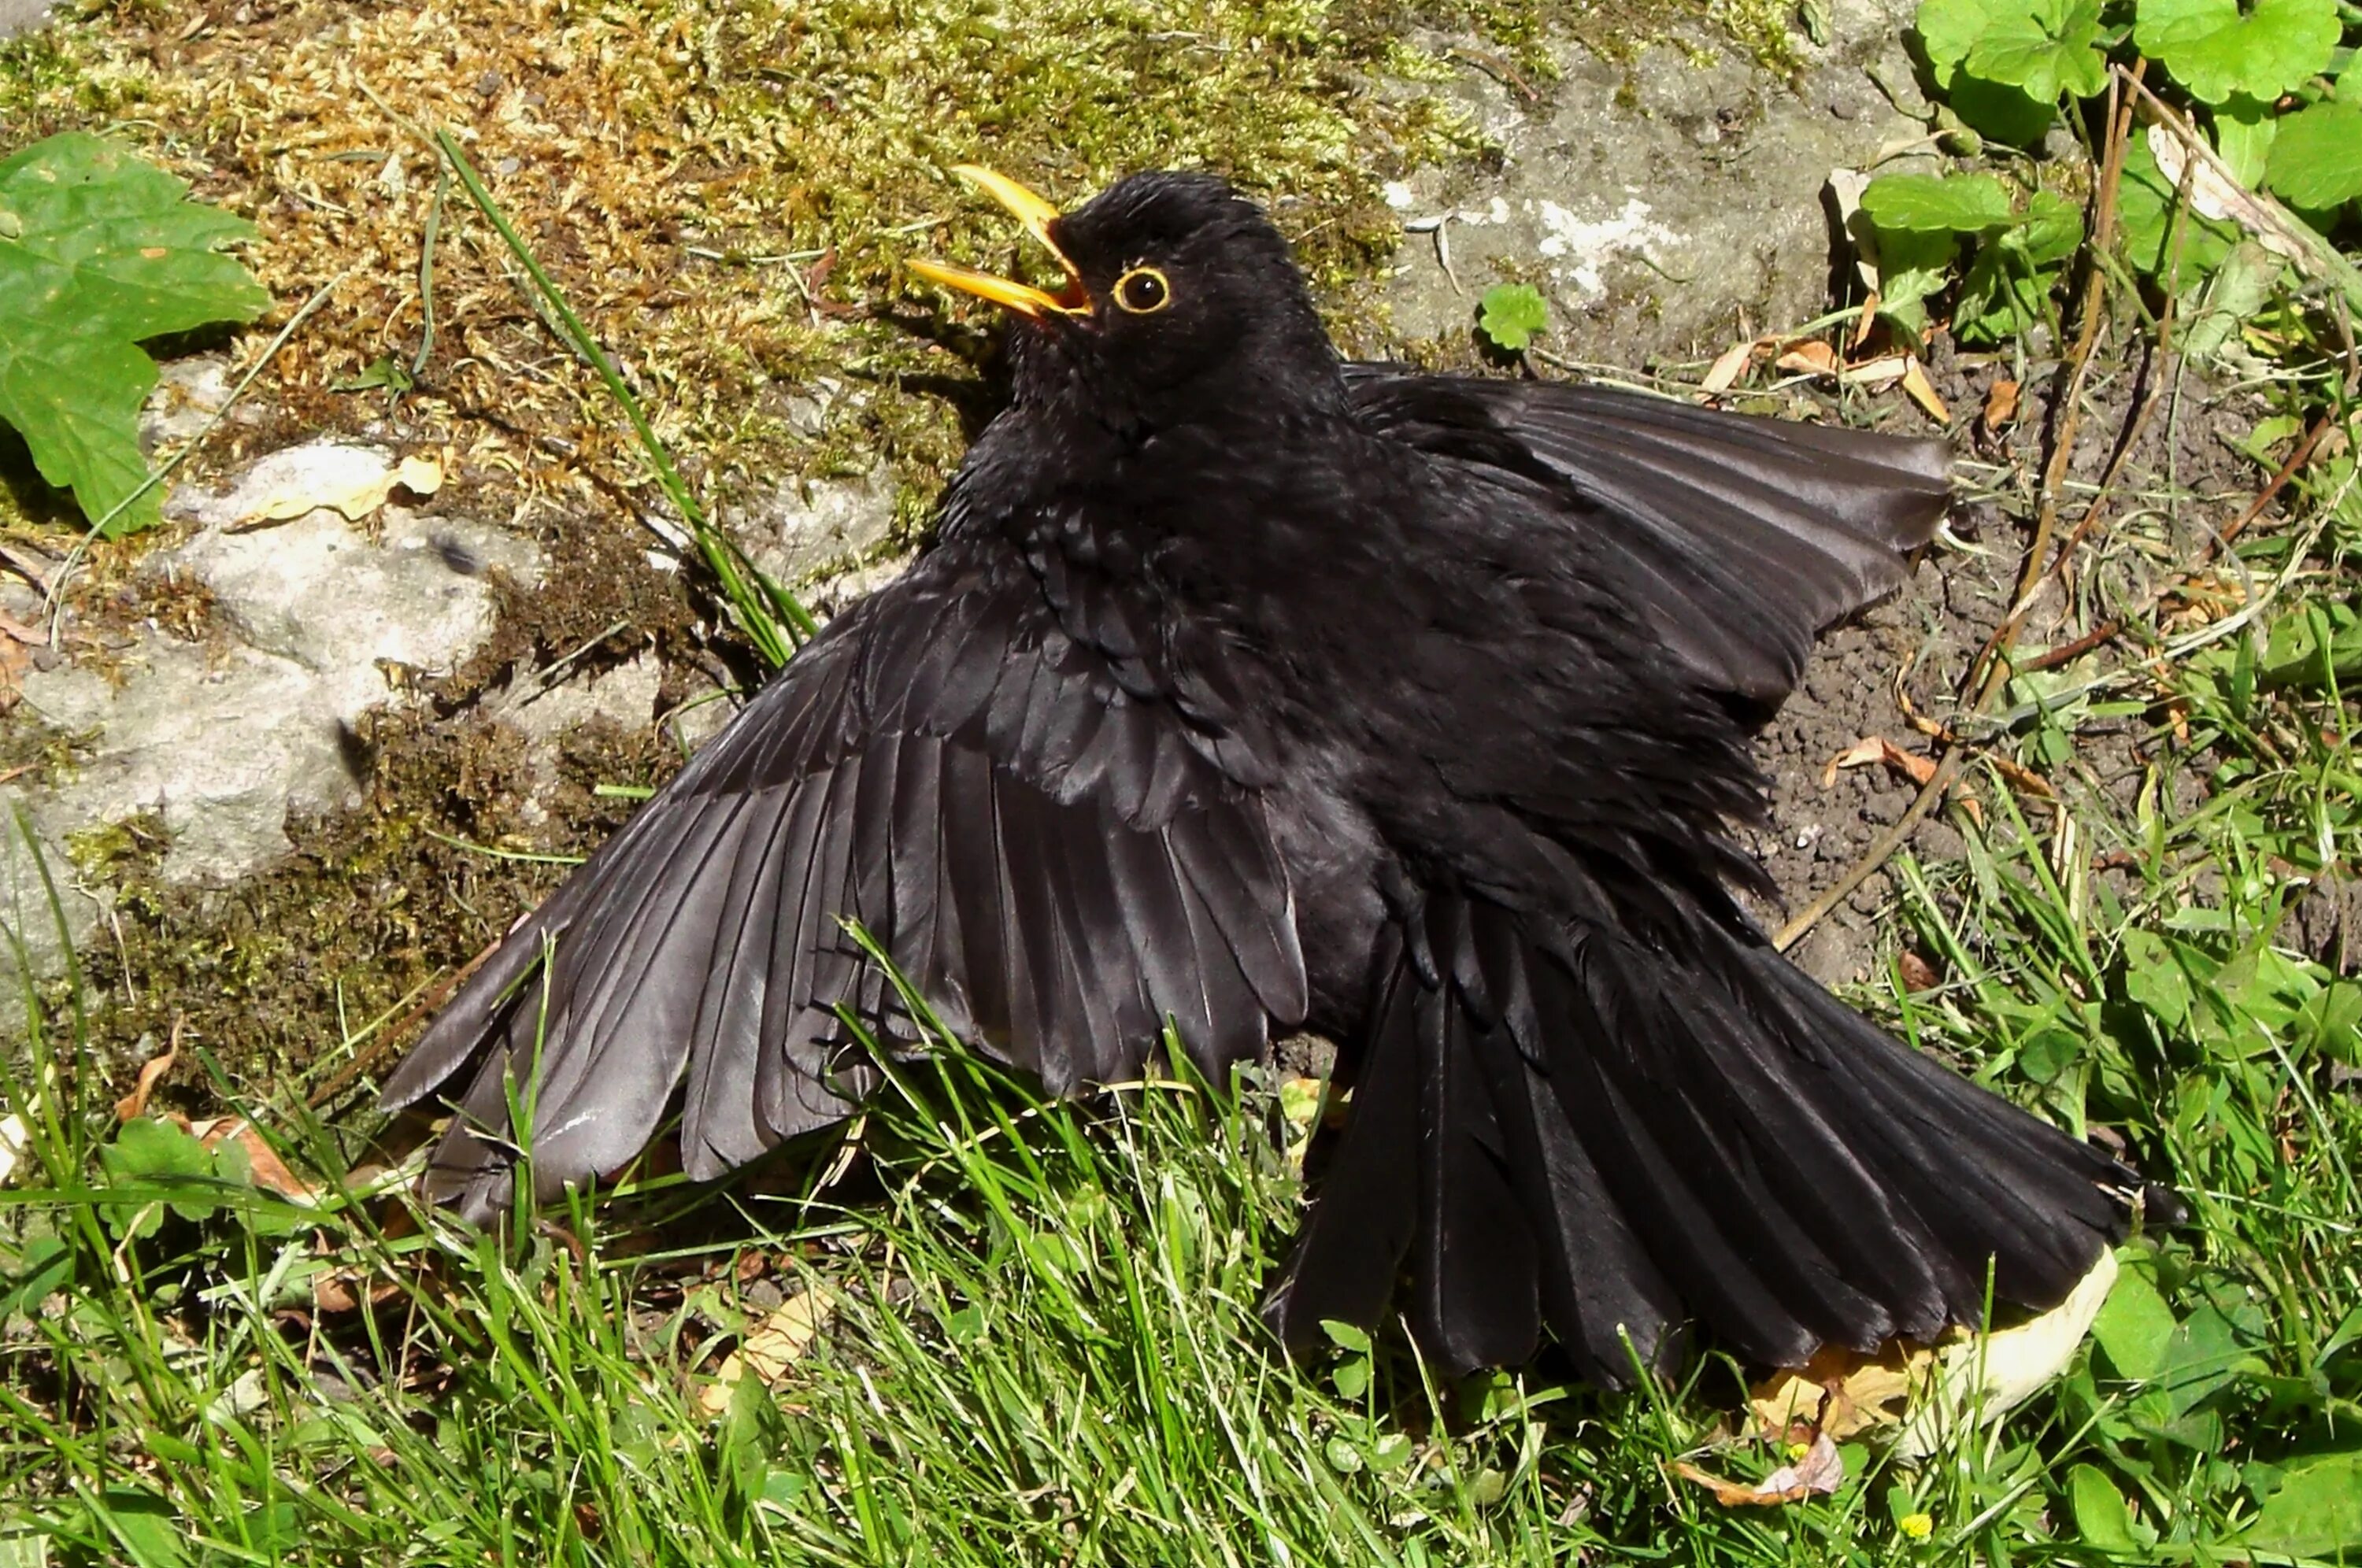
[909,165,1089,319]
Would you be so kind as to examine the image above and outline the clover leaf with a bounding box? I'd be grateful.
[0,132,269,535]
[2134,0,2342,104]
[1476,283,1548,353]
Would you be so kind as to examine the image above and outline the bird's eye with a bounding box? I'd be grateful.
[1111,265,1172,315]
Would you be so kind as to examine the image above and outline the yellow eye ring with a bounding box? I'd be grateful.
[1112,265,1172,315]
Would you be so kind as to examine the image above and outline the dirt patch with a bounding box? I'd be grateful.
[1733,335,2271,986]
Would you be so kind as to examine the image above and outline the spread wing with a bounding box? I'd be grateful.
[380,540,1309,1218]
[1343,366,1954,708]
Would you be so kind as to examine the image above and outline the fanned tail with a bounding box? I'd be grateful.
[1265,891,2145,1382]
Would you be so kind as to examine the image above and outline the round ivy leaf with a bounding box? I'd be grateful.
[1916,0,1990,85]
[2116,138,2241,276]
[1860,172,2017,232]
[1966,0,2109,102]
[2265,100,2362,209]
[2134,0,2341,105]
[1950,72,2064,145]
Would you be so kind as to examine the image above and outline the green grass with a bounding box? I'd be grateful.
[3,623,2360,1567]
[4,2,2362,1561]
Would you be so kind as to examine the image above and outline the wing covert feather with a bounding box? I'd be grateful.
[385,544,1305,1216]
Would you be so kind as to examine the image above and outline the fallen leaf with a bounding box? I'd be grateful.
[395,449,446,497]
[1983,378,2021,431]
[1701,337,1764,395]
[1901,358,1951,423]
[1674,1433,1845,1507]
[191,1115,317,1204]
[1895,1248,2120,1459]
[1825,736,1938,790]
[1897,951,1941,992]
[114,1024,183,1120]
[1752,1341,1933,1440]
[217,440,442,529]
[698,1289,837,1415]
[1775,341,1841,378]
[1852,291,1881,352]
[2147,124,2306,264]
[1840,353,1910,390]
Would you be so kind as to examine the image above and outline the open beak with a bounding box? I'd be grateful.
[909,165,1089,319]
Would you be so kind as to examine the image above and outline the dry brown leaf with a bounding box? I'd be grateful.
[114,1026,183,1121]
[1673,1433,1844,1507]
[1983,378,2021,431]
[1840,353,1911,390]
[191,1115,317,1204]
[1897,951,1941,993]
[1852,292,1881,352]
[1775,341,1840,378]
[1700,337,1763,395]
[1823,736,1938,790]
[1751,1341,1933,1440]
[1901,358,1951,423]
[698,1289,837,1415]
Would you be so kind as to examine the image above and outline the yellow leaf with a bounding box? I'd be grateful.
[698,1289,836,1415]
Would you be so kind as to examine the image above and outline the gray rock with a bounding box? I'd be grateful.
[1383,0,1933,364]
[724,469,898,589]
[0,0,57,40]
[139,355,241,455]
[2,443,541,989]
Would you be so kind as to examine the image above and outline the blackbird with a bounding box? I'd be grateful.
[383,165,2155,1382]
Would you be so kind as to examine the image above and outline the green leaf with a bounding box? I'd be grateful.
[2068,1464,2138,1552]
[2182,239,2285,361]
[0,132,269,536]
[2152,1304,2268,1416]
[2117,137,2242,276]
[2267,100,2362,209]
[2123,928,2194,1028]
[1875,227,1963,331]
[1319,1319,1371,1354]
[1949,73,2062,144]
[1,1235,73,1318]
[2090,1261,2179,1380]
[1861,172,2017,232]
[1916,0,1988,86]
[2245,1450,2362,1558]
[1967,0,2108,101]
[1476,282,1548,352]
[91,1489,187,1568]
[96,1117,220,1235]
[2213,94,2279,187]
[2134,0,2341,104]
[2009,187,2085,264]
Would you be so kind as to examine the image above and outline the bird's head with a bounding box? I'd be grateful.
[911,166,1343,436]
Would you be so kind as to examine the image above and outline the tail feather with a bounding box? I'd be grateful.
[1267,891,2141,1380]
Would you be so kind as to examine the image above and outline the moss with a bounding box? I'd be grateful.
[2,0,1798,1099]
[79,697,693,1110]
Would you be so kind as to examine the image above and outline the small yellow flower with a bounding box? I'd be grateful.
[1898,1512,1935,1540]
[1787,1440,1812,1462]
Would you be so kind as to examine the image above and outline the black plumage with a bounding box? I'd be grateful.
[382,167,2154,1381]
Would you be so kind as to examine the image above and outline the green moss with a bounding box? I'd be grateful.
[9,0,1798,1100]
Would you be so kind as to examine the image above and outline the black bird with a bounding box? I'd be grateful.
[383,166,2153,1382]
